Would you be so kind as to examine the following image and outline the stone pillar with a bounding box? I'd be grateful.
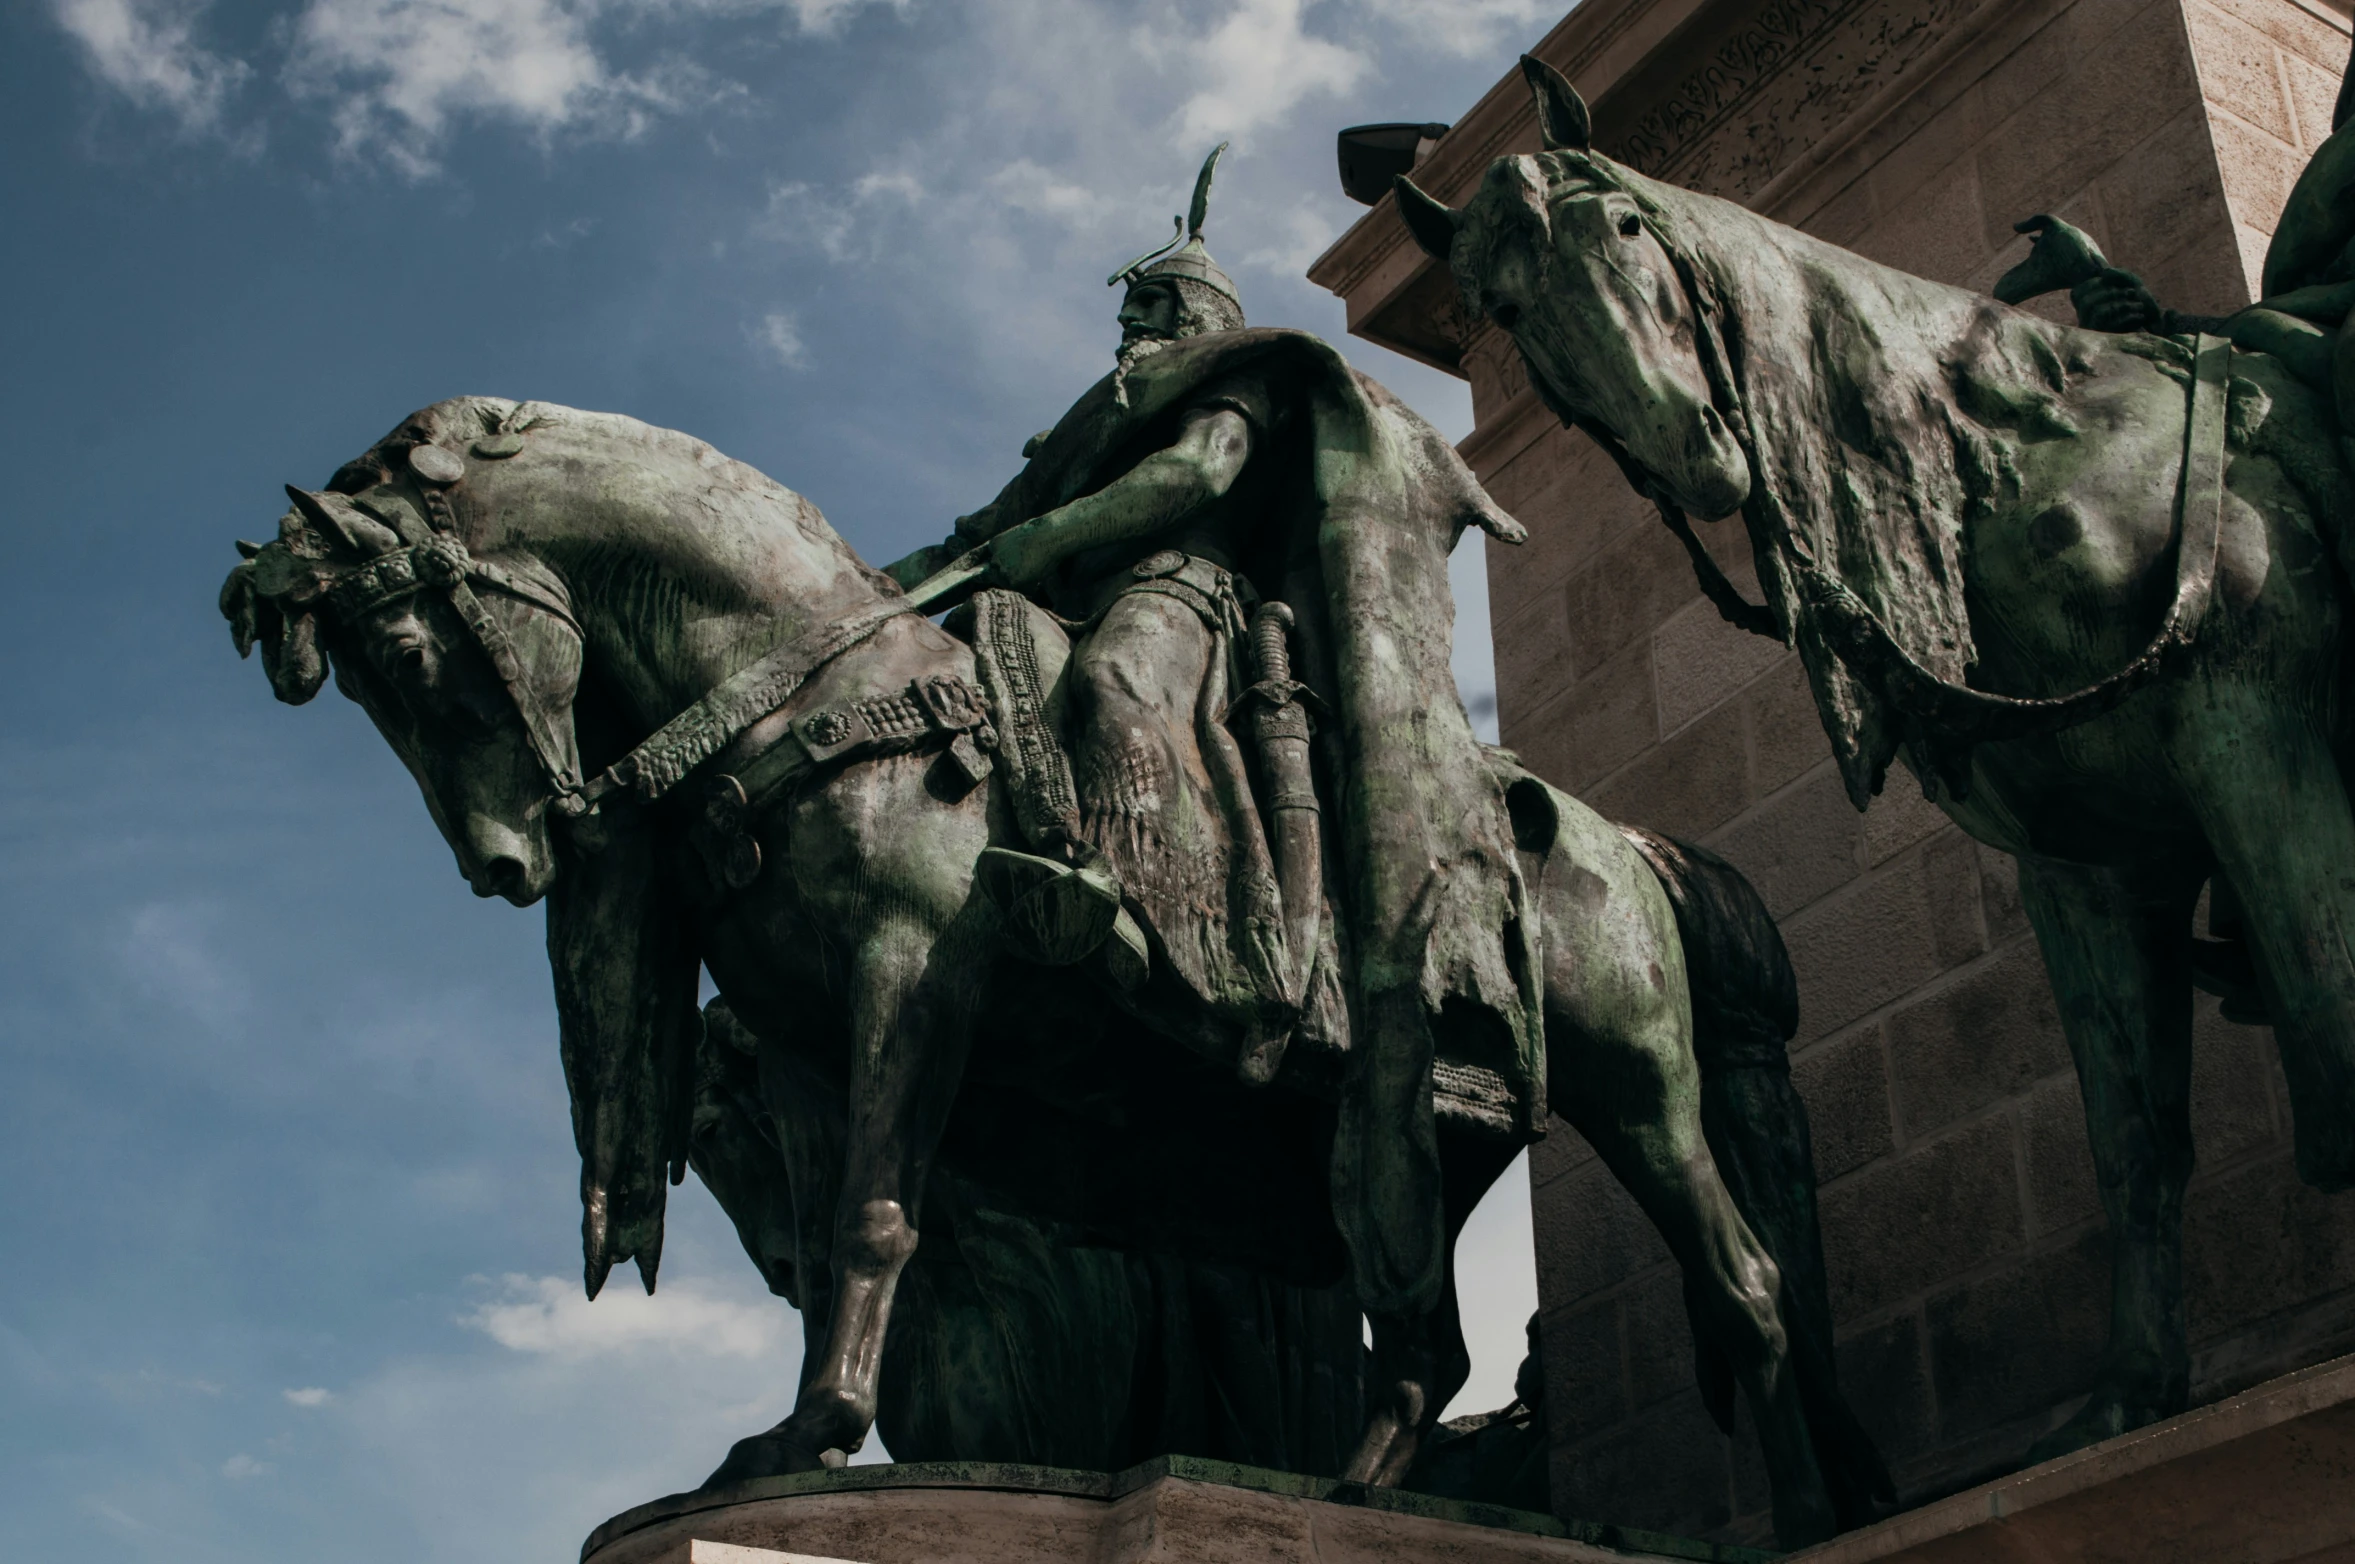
[1311,0,2355,1543]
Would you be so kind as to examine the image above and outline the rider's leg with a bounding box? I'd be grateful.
[2014,853,2199,1462]
[2172,691,2355,1189]
[707,753,990,1480]
[1070,591,1272,1016]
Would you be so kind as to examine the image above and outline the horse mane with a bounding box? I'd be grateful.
[1532,150,2081,800]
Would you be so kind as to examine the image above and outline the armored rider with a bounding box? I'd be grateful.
[893,146,1545,1351]
[894,145,1300,1048]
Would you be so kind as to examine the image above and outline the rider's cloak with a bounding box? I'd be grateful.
[955,327,1540,1316]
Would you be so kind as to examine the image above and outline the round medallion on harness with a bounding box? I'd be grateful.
[1133,549,1186,579]
[408,444,466,486]
[806,710,854,746]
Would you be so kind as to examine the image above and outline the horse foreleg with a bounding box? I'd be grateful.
[705,764,987,1486]
[2015,853,2198,1462]
[1344,1126,1510,1485]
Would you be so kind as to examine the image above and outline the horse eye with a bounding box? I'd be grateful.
[1491,301,1522,330]
[1618,211,1642,238]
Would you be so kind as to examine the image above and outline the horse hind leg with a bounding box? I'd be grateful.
[1540,817,1835,1546]
[2175,696,2355,1189]
[1629,828,1894,1525]
[2014,854,2199,1462]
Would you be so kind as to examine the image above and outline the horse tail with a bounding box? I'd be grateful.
[1618,825,1895,1526]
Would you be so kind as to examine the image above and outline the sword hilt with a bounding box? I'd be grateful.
[1251,601,1296,688]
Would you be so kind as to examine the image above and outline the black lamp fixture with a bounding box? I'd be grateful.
[1336,122,1451,205]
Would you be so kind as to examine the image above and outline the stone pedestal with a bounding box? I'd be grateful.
[1789,1351,2355,1562]
[578,1458,1773,1564]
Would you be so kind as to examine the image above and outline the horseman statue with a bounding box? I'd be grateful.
[217,138,1887,1547]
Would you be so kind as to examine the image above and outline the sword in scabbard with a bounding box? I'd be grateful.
[1243,601,1323,1028]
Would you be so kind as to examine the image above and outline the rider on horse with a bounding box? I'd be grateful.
[891,146,1544,1319]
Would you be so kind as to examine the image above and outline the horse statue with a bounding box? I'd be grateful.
[1402,55,2355,1464]
[218,392,1889,1544]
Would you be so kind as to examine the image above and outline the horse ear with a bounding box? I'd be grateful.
[1394,176,1462,262]
[284,485,402,557]
[1520,55,1591,151]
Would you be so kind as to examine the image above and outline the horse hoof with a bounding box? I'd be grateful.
[701,1429,825,1488]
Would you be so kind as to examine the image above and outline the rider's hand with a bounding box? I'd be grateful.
[2071,268,2163,333]
[987,519,1055,590]
[881,540,958,591]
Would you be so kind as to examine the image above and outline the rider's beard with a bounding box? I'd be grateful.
[1111,325,1178,409]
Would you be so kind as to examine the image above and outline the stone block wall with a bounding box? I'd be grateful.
[1310,0,2355,1544]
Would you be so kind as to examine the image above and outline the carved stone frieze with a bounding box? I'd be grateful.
[1604,0,1978,200]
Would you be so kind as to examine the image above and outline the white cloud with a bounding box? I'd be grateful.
[220,1453,273,1479]
[1149,0,1369,144]
[120,900,250,1033]
[459,1273,788,1360]
[283,1385,334,1407]
[782,0,910,34]
[1351,0,1553,58]
[282,0,716,175]
[49,0,250,133]
[749,310,812,370]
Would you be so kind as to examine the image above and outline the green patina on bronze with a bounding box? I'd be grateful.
[219,147,1888,1550]
[1414,53,2355,1471]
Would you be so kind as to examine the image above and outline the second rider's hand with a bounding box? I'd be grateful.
[2070,268,2163,333]
[986,519,1056,590]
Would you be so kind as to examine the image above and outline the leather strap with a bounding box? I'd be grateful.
[575,603,914,808]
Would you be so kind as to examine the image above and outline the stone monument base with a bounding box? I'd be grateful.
[1791,1351,2355,1563]
[579,1457,1770,1564]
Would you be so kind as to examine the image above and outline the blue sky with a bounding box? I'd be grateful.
[1,2,1544,1558]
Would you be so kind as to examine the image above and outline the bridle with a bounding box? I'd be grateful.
[292,432,915,826]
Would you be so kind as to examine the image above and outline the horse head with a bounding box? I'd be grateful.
[1398,56,1750,521]
[222,468,583,905]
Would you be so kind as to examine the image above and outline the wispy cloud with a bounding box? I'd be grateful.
[782,0,910,34]
[220,1453,273,1479]
[281,0,716,177]
[49,0,250,134]
[459,1273,788,1360]
[1149,0,1370,143]
[1354,0,1555,57]
[748,310,812,370]
[283,1386,334,1407]
[120,899,251,1033]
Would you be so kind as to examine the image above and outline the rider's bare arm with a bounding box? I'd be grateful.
[987,406,1252,589]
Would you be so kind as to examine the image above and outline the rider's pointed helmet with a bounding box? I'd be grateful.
[1109,143,1244,327]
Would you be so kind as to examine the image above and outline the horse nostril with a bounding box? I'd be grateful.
[1491,301,1522,330]
[477,856,526,899]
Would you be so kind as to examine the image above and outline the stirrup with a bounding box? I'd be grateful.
[978,847,1143,986]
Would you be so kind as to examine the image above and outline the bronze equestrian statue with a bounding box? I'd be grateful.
[220,146,1887,1545]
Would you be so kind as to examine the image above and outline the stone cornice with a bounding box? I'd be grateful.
[1305,0,1714,356]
